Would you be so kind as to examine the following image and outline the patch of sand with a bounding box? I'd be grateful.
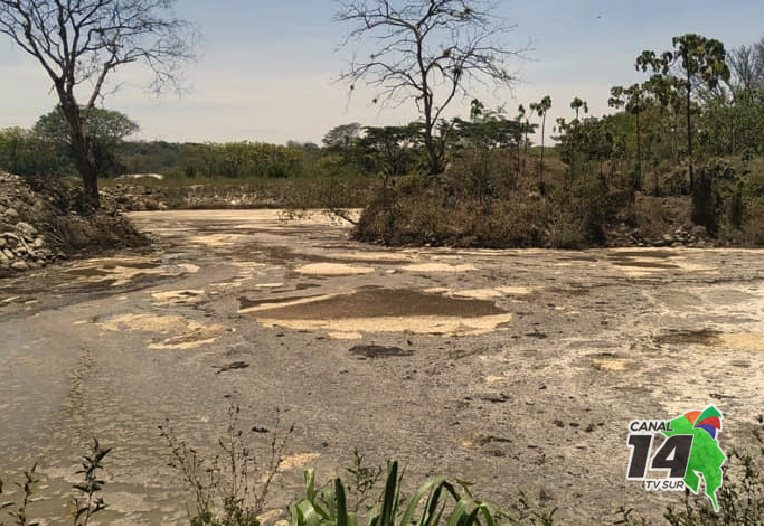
[99,313,227,350]
[186,233,251,246]
[593,358,633,371]
[327,331,363,340]
[238,293,339,314]
[318,251,414,263]
[148,334,220,350]
[399,263,477,273]
[257,313,512,337]
[613,256,717,277]
[99,313,187,333]
[719,332,764,351]
[151,290,206,306]
[242,288,512,336]
[448,286,536,300]
[278,452,320,472]
[257,510,284,525]
[295,263,375,275]
[65,257,199,286]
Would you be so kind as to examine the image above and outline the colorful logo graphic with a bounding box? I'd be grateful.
[626,406,727,511]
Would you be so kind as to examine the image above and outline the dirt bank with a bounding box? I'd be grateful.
[0,172,148,275]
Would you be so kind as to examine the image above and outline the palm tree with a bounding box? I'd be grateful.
[570,97,588,122]
[636,35,730,189]
[517,104,529,177]
[530,95,552,193]
[609,84,645,190]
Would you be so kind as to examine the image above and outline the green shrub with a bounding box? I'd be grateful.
[290,460,556,526]
[692,168,719,235]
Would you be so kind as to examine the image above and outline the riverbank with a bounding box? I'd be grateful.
[0,172,148,275]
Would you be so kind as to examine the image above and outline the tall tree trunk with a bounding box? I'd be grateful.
[522,126,529,179]
[539,114,546,193]
[685,68,694,191]
[423,102,442,175]
[635,108,642,190]
[62,101,100,208]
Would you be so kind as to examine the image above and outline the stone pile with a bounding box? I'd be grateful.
[0,172,64,272]
[608,223,714,248]
[99,184,167,211]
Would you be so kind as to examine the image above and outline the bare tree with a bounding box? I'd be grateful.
[0,0,196,207]
[729,39,764,99]
[336,0,520,175]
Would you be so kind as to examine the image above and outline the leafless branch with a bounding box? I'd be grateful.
[335,0,523,174]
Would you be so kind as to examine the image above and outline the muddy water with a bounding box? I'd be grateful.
[1,209,763,523]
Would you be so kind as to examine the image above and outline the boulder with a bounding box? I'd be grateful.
[15,222,37,237]
[10,261,29,272]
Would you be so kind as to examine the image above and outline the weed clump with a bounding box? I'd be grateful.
[160,405,294,526]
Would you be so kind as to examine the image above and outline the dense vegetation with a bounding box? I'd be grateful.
[356,35,764,247]
[3,35,764,246]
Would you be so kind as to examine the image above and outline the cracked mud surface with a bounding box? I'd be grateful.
[1,209,763,523]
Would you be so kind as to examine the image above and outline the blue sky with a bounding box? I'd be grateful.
[2,0,764,144]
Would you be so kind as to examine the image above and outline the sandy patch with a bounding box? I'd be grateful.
[592,358,633,371]
[64,257,199,286]
[612,256,717,277]
[327,331,363,340]
[151,290,206,306]
[239,293,339,314]
[257,510,285,525]
[99,313,227,350]
[400,263,477,273]
[186,233,250,246]
[295,263,375,275]
[278,452,320,472]
[99,313,187,333]
[448,286,536,300]
[257,314,512,337]
[719,332,764,351]
[148,334,221,350]
[317,251,415,263]
[242,288,512,336]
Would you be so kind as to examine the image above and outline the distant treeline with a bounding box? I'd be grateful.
[2,36,764,188]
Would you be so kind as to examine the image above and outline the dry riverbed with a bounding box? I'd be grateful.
[0,209,762,524]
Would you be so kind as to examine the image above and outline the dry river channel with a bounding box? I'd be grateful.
[0,209,763,524]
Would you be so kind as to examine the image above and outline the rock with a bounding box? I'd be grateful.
[15,222,37,237]
[0,237,5,249]
[10,261,29,271]
[4,208,19,218]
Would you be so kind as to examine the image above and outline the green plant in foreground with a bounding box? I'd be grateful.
[161,405,294,526]
[1,463,39,526]
[0,439,111,526]
[290,460,556,526]
[73,439,112,526]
